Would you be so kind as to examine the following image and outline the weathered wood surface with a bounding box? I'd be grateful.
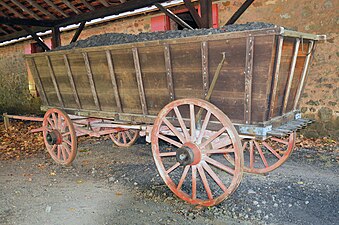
[26,28,317,126]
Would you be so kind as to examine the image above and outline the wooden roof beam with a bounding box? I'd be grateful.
[183,0,202,28]
[0,1,25,18]
[80,0,95,11]
[62,0,82,15]
[98,0,110,7]
[55,0,168,27]
[0,27,9,35]
[71,21,86,43]
[200,0,212,28]
[155,3,193,30]
[11,0,42,20]
[225,0,254,25]
[27,0,57,19]
[21,25,50,51]
[43,0,69,17]
[0,16,56,27]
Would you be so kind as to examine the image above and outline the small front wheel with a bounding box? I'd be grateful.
[109,129,139,147]
[42,108,77,165]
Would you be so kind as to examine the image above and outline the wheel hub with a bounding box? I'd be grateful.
[176,143,201,166]
[46,130,62,145]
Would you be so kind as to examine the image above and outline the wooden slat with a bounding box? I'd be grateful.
[268,36,284,118]
[27,58,49,105]
[164,44,175,101]
[80,0,95,11]
[106,50,123,113]
[11,0,41,20]
[201,41,209,98]
[244,36,254,124]
[43,0,69,17]
[282,38,300,113]
[293,40,314,110]
[46,55,64,107]
[0,1,24,18]
[82,52,101,111]
[132,48,148,115]
[27,0,57,19]
[62,0,81,14]
[63,54,82,109]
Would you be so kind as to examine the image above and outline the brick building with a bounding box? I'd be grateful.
[0,0,337,138]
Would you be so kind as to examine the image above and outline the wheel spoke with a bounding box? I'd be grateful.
[190,104,196,142]
[163,117,186,144]
[200,127,227,149]
[63,138,72,147]
[52,113,57,128]
[63,143,71,155]
[262,141,282,159]
[204,156,234,175]
[47,118,55,129]
[192,165,197,199]
[157,134,182,148]
[57,114,62,129]
[211,135,232,149]
[174,106,190,142]
[61,146,67,161]
[125,130,133,140]
[57,145,61,159]
[254,141,269,168]
[196,110,211,144]
[197,164,213,200]
[271,137,288,145]
[249,141,254,169]
[62,131,71,137]
[177,165,190,190]
[117,132,121,142]
[201,161,228,192]
[159,152,176,157]
[205,148,234,154]
[122,132,127,144]
[166,162,180,174]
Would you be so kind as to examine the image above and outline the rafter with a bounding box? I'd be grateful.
[21,25,50,51]
[0,27,9,35]
[27,0,57,19]
[183,0,202,28]
[11,0,41,20]
[62,0,81,14]
[225,0,255,25]
[0,16,56,27]
[43,0,69,17]
[0,1,25,18]
[98,0,110,7]
[80,0,95,11]
[71,21,86,43]
[155,3,193,30]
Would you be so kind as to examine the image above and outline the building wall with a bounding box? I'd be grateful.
[0,0,337,138]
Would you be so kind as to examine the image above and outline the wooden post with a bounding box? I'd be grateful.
[51,26,61,49]
[200,0,212,28]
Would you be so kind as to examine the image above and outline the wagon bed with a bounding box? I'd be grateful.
[19,25,324,206]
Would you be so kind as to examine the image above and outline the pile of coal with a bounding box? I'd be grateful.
[55,22,279,50]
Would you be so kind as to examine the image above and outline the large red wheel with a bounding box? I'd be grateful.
[42,108,77,165]
[151,99,243,206]
[239,132,296,174]
[109,129,139,147]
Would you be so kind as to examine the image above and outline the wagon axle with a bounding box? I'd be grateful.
[176,143,201,166]
[46,130,62,145]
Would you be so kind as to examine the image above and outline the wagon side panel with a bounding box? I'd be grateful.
[110,48,142,114]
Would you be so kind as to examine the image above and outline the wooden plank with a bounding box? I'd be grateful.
[201,41,209,98]
[282,38,300,113]
[106,50,123,113]
[132,48,148,115]
[43,0,69,17]
[46,56,64,107]
[11,0,41,20]
[27,58,49,105]
[293,40,314,110]
[82,52,101,111]
[27,0,57,19]
[63,54,82,109]
[62,0,81,14]
[244,36,254,124]
[164,44,175,101]
[268,36,284,119]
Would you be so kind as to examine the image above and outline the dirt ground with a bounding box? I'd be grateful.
[0,126,338,225]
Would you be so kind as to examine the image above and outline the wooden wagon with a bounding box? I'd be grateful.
[17,26,323,206]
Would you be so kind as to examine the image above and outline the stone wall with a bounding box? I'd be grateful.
[0,0,337,138]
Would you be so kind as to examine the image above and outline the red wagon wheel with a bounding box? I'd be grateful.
[238,132,296,174]
[109,129,139,147]
[42,108,77,165]
[152,99,243,206]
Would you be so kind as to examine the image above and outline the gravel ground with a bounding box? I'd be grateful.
[0,135,338,225]
[55,22,278,50]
